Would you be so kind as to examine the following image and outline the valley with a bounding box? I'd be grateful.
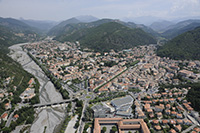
[0,13,200,133]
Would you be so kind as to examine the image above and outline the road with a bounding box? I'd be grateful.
[65,115,78,133]
[182,124,196,133]
[5,111,14,127]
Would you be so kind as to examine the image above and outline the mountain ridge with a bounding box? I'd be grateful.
[55,22,157,52]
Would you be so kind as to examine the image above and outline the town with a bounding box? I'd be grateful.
[9,39,198,133]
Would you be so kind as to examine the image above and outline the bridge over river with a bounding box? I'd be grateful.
[33,98,75,108]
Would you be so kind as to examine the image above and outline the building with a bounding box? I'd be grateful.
[110,95,133,110]
[94,118,150,133]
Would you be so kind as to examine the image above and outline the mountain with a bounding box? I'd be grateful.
[122,16,163,26]
[20,19,57,33]
[55,22,157,52]
[157,27,200,60]
[161,19,200,39]
[122,22,160,37]
[0,17,39,34]
[75,15,99,23]
[149,20,174,32]
[0,18,39,51]
[49,18,159,38]
[48,18,81,36]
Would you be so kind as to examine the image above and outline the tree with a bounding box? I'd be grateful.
[111,126,117,133]
[144,118,149,123]
[102,127,107,133]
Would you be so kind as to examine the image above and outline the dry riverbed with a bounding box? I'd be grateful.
[9,43,65,133]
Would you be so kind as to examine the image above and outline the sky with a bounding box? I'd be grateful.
[0,0,200,22]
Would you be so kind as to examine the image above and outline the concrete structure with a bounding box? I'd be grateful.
[111,95,133,110]
[94,118,150,133]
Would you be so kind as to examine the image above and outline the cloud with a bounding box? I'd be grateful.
[0,0,200,21]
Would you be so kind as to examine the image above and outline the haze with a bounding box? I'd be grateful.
[0,0,200,23]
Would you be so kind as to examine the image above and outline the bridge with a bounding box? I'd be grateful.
[33,98,75,108]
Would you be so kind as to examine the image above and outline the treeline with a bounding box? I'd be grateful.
[58,102,72,133]
[74,99,83,129]
[28,52,70,99]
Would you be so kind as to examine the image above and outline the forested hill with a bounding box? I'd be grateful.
[48,18,159,38]
[157,27,200,60]
[55,22,157,52]
[0,17,40,52]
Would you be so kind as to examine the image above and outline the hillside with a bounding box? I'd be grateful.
[48,18,81,36]
[0,26,38,52]
[0,17,39,48]
[48,18,159,38]
[20,19,57,33]
[55,22,157,52]
[0,17,40,34]
[157,27,200,60]
[149,20,174,32]
[161,19,200,39]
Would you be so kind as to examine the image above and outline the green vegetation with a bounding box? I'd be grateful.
[161,21,200,39]
[58,103,72,133]
[186,82,200,112]
[111,126,118,133]
[7,107,35,132]
[0,51,40,116]
[89,92,127,104]
[83,123,91,133]
[157,27,200,60]
[83,107,93,121]
[128,88,141,93]
[56,22,156,52]
[160,82,200,112]
[102,127,107,133]
[0,18,40,132]
[74,99,83,129]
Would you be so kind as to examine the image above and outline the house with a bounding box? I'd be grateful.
[154,105,164,112]
[183,119,192,125]
[176,119,183,124]
[4,103,11,110]
[170,119,176,125]
[13,114,19,121]
[178,70,193,77]
[169,98,175,103]
[175,124,182,132]
[165,109,171,115]
[152,120,159,125]
[1,113,8,121]
[166,104,171,109]
[193,127,200,132]
[171,111,177,116]
[162,120,168,125]
[156,112,162,118]
[149,113,154,118]
[154,125,161,131]
[176,113,183,119]
[169,129,177,133]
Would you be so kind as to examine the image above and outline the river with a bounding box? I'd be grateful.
[9,43,66,133]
